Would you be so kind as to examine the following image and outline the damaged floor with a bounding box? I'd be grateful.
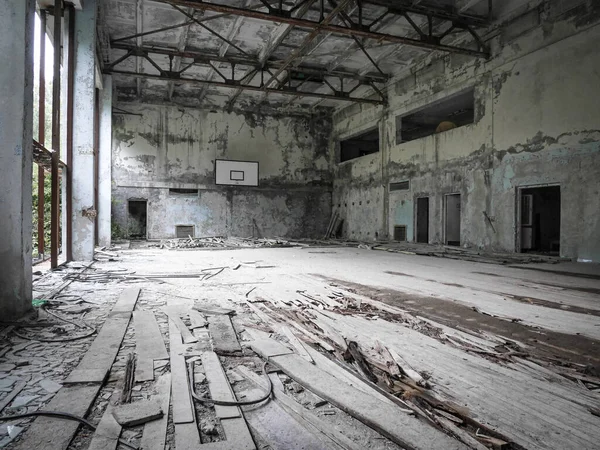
[1,242,599,450]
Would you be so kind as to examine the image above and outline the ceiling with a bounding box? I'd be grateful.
[98,0,500,113]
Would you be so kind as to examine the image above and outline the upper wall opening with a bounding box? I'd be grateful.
[340,128,380,163]
[395,88,475,144]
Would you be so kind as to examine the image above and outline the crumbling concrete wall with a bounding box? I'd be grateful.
[111,104,332,239]
[332,3,600,261]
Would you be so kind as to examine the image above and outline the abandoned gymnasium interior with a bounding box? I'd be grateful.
[0,0,599,449]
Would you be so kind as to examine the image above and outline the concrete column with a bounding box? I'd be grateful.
[71,0,96,260]
[98,75,113,247]
[0,0,35,318]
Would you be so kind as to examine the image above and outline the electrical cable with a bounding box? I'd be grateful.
[0,411,138,450]
[11,328,96,343]
[188,359,274,406]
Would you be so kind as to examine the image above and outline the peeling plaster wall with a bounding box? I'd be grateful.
[332,5,600,261]
[111,103,332,239]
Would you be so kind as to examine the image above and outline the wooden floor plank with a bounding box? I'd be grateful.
[140,374,171,450]
[87,391,121,450]
[201,351,241,419]
[207,315,242,355]
[251,338,467,450]
[12,384,102,450]
[174,422,201,450]
[133,310,168,382]
[169,320,195,424]
[65,288,139,384]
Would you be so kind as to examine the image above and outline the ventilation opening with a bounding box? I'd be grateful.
[127,200,147,240]
[169,188,198,195]
[390,181,410,191]
[393,225,407,242]
[396,88,475,144]
[340,128,380,163]
[175,225,194,238]
[519,186,560,255]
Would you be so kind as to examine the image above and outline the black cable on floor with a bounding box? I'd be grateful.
[188,359,274,406]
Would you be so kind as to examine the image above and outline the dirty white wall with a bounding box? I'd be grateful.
[332,3,600,262]
[111,104,332,239]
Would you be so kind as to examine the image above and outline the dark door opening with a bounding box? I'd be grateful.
[128,200,147,240]
[416,197,429,243]
[445,194,461,246]
[519,186,560,255]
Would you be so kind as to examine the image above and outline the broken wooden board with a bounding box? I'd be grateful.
[112,399,163,427]
[169,320,195,424]
[165,310,198,344]
[65,288,139,384]
[174,422,202,450]
[141,374,171,450]
[251,339,466,450]
[238,365,361,450]
[248,338,294,358]
[241,385,335,450]
[198,418,256,450]
[279,326,314,364]
[87,391,121,450]
[133,311,168,382]
[188,310,208,329]
[12,383,102,450]
[201,351,241,419]
[193,304,235,316]
[208,315,242,355]
[0,379,26,413]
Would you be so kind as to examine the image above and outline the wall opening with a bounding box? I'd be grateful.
[393,225,407,242]
[169,188,198,195]
[340,128,379,162]
[396,89,475,144]
[176,225,195,238]
[127,200,147,240]
[390,180,410,191]
[416,197,429,244]
[445,194,461,246]
[519,186,560,255]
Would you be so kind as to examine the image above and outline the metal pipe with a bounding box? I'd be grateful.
[66,5,75,262]
[50,0,62,269]
[37,10,47,257]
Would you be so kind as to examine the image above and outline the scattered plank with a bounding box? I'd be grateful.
[112,399,163,427]
[65,288,139,384]
[133,311,168,382]
[188,310,207,329]
[280,326,314,364]
[208,315,242,355]
[140,374,171,450]
[169,320,195,424]
[11,384,102,450]
[166,310,198,344]
[201,351,241,419]
[174,422,202,450]
[88,391,121,450]
[193,304,235,316]
[388,348,428,387]
[251,338,466,450]
[244,301,274,325]
[238,365,362,450]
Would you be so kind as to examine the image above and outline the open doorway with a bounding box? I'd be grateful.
[416,197,429,243]
[519,186,560,255]
[445,194,461,246]
[128,200,147,239]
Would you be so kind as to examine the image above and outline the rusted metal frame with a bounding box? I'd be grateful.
[290,0,312,14]
[207,61,229,82]
[321,77,338,95]
[402,11,426,39]
[94,89,100,245]
[368,8,389,29]
[37,10,47,257]
[33,140,67,167]
[262,0,354,90]
[111,21,194,44]
[369,81,384,101]
[362,0,489,26]
[170,4,250,56]
[105,49,134,71]
[109,43,387,83]
[168,7,194,100]
[163,0,489,57]
[178,60,196,74]
[136,0,143,97]
[438,24,456,41]
[66,5,75,262]
[108,69,384,104]
[50,0,62,269]
[143,53,166,75]
[464,24,489,54]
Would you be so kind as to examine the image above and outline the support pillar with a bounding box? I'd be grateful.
[71,0,97,260]
[98,75,113,247]
[0,0,35,317]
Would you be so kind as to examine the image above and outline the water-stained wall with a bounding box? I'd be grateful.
[111,104,332,239]
[332,4,600,261]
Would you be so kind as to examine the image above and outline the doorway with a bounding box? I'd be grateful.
[445,194,461,246]
[519,186,560,254]
[128,200,147,239]
[416,197,429,243]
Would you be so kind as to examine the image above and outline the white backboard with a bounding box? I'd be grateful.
[215,160,259,186]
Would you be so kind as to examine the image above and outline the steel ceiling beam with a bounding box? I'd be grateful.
[108,69,384,104]
[109,43,388,83]
[161,0,489,57]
